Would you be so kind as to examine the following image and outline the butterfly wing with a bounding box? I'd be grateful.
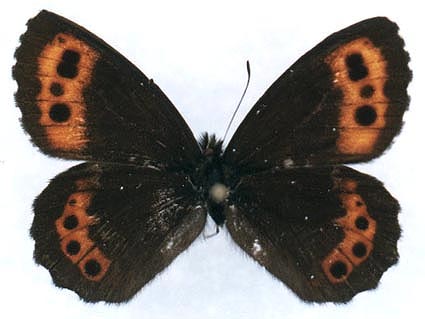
[224,17,411,173]
[31,162,206,302]
[15,10,205,302]
[225,166,400,303]
[13,10,200,167]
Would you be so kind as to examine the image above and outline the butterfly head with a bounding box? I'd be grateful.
[198,132,224,158]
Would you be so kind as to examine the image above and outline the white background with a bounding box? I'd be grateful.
[1,0,423,318]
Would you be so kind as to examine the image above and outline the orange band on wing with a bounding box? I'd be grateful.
[326,38,388,155]
[321,179,376,283]
[37,33,99,151]
[55,178,111,282]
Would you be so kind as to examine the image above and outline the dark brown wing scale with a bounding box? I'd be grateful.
[14,11,410,304]
[13,10,200,168]
[14,10,205,303]
[223,17,409,303]
[31,163,206,302]
[226,166,400,303]
[224,17,411,174]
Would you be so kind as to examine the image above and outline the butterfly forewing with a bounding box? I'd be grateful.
[13,10,200,168]
[224,17,411,174]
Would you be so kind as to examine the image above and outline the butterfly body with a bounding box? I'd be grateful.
[182,133,228,225]
[14,11,410,303]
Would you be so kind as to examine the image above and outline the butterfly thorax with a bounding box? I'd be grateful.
[192,133,230,225]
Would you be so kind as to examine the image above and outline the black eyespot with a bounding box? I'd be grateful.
[352,242,367,258]
[50,82,64,96]
[84,259,101,277]
[360,85,374,98]
[345,53,368,81]
[356,200,363,207]
[57,50,80,78]
[329,261,348,279]
[68,198,77,206]
[62,50,81,64]
[49,103,71,123]
[63,215,78,230]
[66,240,81,255]
[355,105,377,126]
[355,216,369,230]
[57,63,78,78]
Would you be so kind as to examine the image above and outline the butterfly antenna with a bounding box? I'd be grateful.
[223,60,251,142]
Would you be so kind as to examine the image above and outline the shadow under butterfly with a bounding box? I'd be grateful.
[13,10,411,303]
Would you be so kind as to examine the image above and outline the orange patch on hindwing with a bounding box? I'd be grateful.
[321,179,377,283]
[326,38,388,155]
[79,248,111,282]
[37,33,99,151]
[55,178,111,281]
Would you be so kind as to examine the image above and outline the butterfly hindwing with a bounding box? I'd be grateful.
[31,163,206,302]
[13,10,200,167]
[225,166,400,303]
[224,17,411,173]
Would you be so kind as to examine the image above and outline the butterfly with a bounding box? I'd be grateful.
[13,10,411,303]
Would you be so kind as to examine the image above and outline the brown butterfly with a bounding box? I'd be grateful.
[13,10,411,303]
